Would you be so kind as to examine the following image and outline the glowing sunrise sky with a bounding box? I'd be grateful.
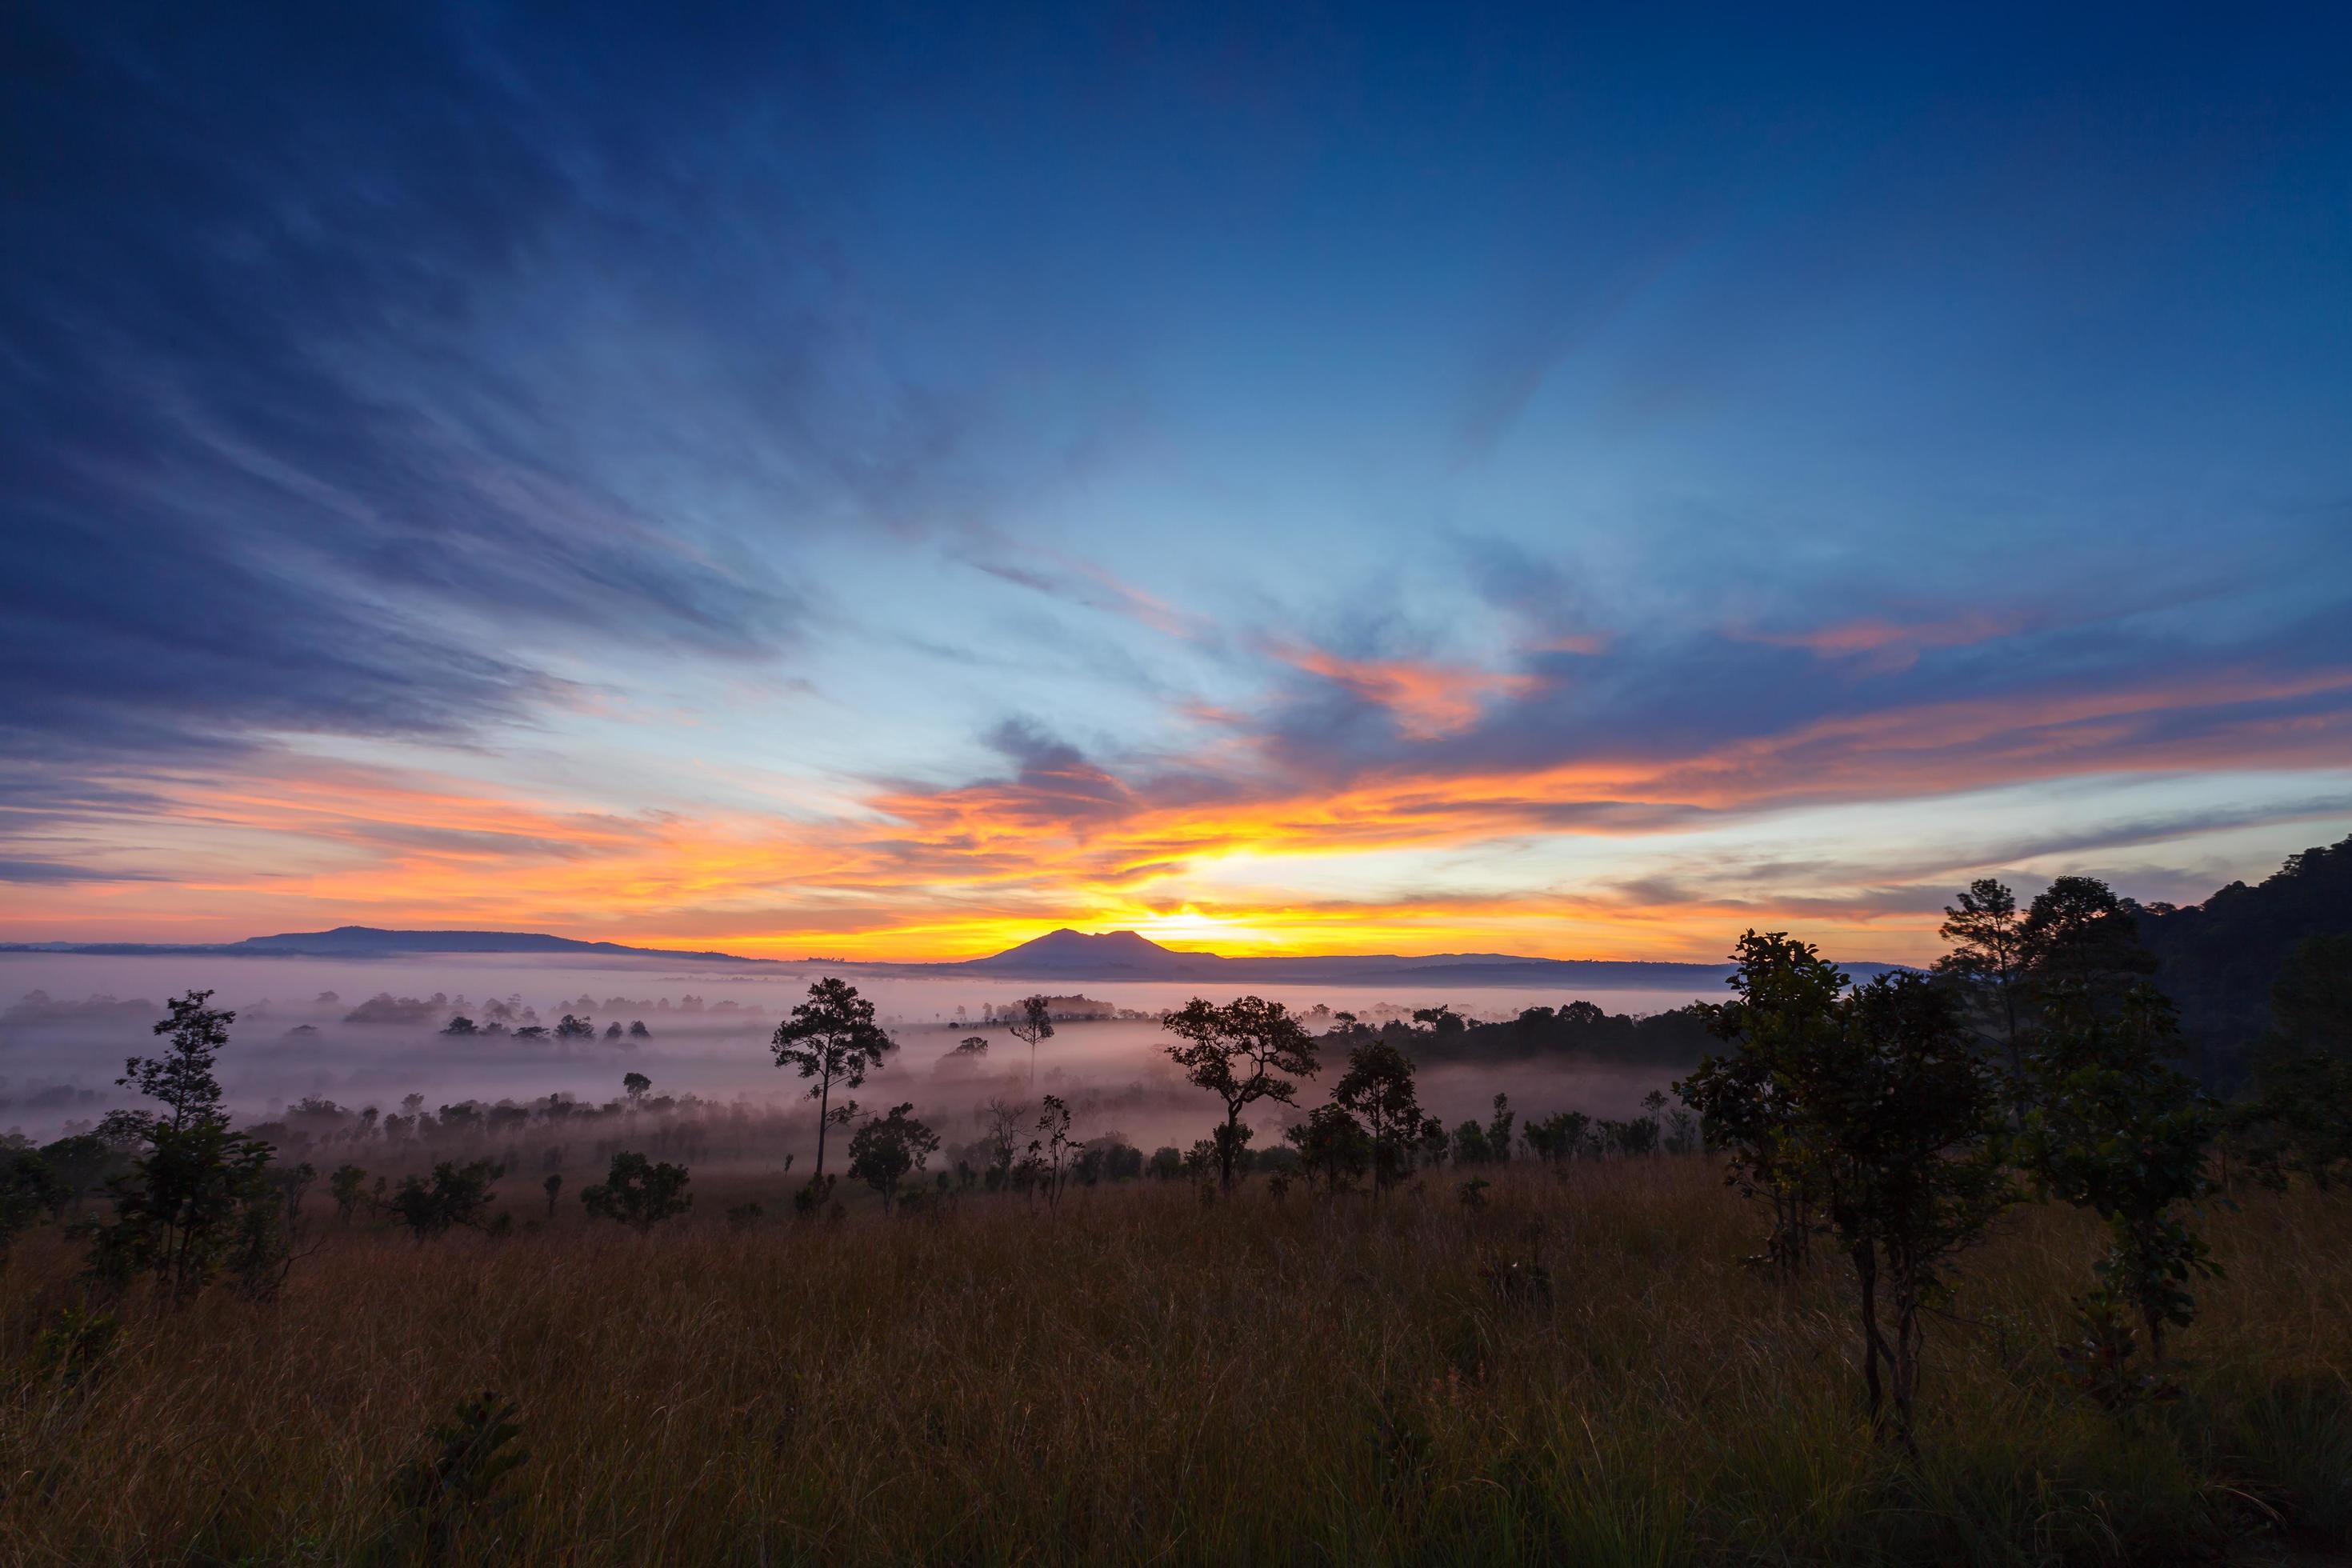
[4,4,2350,962]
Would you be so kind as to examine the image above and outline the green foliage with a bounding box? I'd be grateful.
[387,1160,504,1239]
[1682,939,2015,1439]
[848,1104,939,1213]
[1802,972,2014,1439]
[390,1391,529,1555]
[1162,995,1318,1190]
[2019,983,2220,1363]
[580,1151,692,1229]
[770,978,895,1178]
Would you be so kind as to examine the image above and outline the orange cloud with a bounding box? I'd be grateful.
[1267,641,1546,739]
[6,662,2348,964]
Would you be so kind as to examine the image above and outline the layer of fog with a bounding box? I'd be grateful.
[0,953,1715,1155]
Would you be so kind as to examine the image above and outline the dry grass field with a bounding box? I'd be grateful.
[5,1159,2350,1566]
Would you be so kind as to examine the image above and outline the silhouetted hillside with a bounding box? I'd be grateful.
[2138,834,2352,1078]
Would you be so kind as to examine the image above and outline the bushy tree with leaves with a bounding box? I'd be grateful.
[770,978,895,1181]
[1802,972,2014,1442]
[580,1151,692,1228]
[1677,934,1848,1274]
[2018,982,2219,1365]
[1285,1104,1371,1195]
[1331,1039,1429,1197]
[388,1160,504,1239]
[1935,878,2030,1087]
[329,1163,369,1223]
[846,1102,938,1212]
[86,991,287,1302]
[1162,995,1319,1191]
[2022,875,2158,1013]
[1523,1110,1592,1163]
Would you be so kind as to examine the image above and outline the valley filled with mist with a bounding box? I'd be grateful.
[0,952,1709,1159]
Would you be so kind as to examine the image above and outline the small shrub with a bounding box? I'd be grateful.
[579,1152,691,1229]
[390,1391,529,1554]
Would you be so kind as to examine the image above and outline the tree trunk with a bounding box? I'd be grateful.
[814,1074,831,1179]
[1853,1242,1885,1427]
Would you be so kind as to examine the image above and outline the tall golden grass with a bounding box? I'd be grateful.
[4,1160,2348,1565]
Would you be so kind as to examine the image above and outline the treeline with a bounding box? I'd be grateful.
[2136,833,2352,1086]
[1321,998,1713,1067]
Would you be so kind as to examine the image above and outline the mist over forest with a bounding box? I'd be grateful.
[0,954,1706,1158]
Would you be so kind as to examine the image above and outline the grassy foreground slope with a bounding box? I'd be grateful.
[5,1162,2350,1566]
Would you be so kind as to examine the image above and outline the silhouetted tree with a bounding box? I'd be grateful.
[1286,1104,1371,1194]
[628,1020,652,1039]
[622,1072,651,1106]
[1678,933,1847,1274]
[581,1151,691,1228]
[1029,1095,1078,1210]
[329,1163,368,1223]
[1936,878,2029,1090]
[1009,996,1055,1089]
[1486,1094,1516,1164]
[388,1161,503,1240]
[542,1172,562,1218]
[2023,876,2158,1014]
[1331,1039,1427,1197]
[554,1014,596,1042]
[770,978,895,1181]
[847,1103,938,1212]
[1523,1110,1591,1163]
[981,1095,1026,1178]
[1162,995,1320,1191]
[1801,973,2013,1443]
[2019,983,2218,1365]
[86,991,283,1302]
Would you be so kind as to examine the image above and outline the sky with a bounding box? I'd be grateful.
[3,2,2350,964]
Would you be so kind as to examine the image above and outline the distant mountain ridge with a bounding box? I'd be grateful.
[0,921,1812,986]
[957,926,1790,988]
[0,925,760,964]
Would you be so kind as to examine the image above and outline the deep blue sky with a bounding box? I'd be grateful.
[4,2,2349,958]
